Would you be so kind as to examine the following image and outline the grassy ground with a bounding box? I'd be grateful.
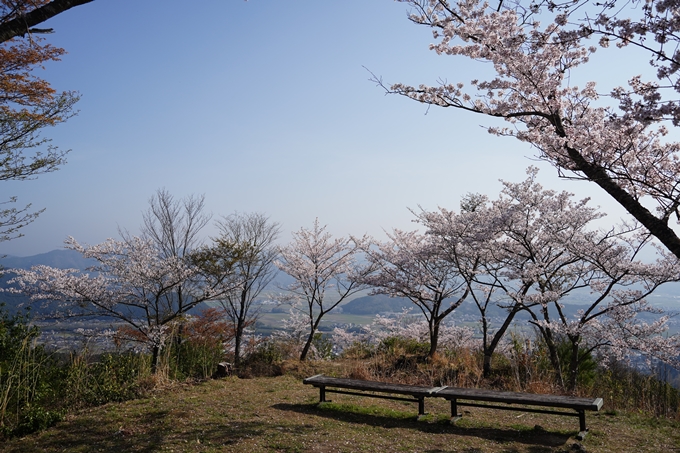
[3,372,680,453]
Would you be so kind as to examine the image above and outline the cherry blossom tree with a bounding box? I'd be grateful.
[9,191,242,372]
[417,196,507,376]
[421,168,680,386]
[130,189,212,319]
[357,229,470,358]
[383,0,680,260]
[10,235,237,372]
[276,219,368,361]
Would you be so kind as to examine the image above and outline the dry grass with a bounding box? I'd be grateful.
[2,371,680,453]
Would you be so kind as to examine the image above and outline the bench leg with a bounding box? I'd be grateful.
[450,399,462,423]
[319,386,326,403]
[576,411,588,440]
[415,397,431,420]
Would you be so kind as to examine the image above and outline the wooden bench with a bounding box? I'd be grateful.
[303,375,603,439]
[436,386,603,440]
[303,374,444,417]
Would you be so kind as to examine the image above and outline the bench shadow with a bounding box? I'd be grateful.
[273,403,573,448]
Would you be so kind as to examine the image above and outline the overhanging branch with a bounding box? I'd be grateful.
[0,0,94,44]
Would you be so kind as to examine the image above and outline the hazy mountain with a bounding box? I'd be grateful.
[1,249,95,271]
[0,249,96,315]
[0,249,213,318]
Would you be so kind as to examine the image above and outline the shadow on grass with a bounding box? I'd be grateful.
[273,402,573,449]
[5,409,174,453]
[425,449,564,453]
[5,410,274,453]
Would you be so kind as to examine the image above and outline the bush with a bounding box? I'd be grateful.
[11,405,63,438]
[167,308,233,380]
[340,340,374,360]
[378,336,430,357]
[64,351,148,408]
[556,338,598,390]
[311,333,333,360]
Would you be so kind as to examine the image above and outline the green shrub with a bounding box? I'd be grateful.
[311,333,334,360]
[11,405,63,438]
[379,336,430,357]
[556,338,598,389]
[340,340,374,360]
[168,339,224,380]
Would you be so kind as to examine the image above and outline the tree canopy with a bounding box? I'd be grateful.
[382,0,680,259]
[0,0,93,244]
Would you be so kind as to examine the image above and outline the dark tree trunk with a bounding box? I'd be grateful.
[566,336,581,392]
[482,305,522,377]
[233,296,247,368]
[428,319,440,358]
[300,316,322,361]
[300,333,314,362]
[543,327,564,389]
[151,344,161,374]
[0,0,95,43]
[234,321,243,368]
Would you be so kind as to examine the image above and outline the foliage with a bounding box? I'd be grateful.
[63,350,146,408]
[379,336,431,357]
[555,336,598,389]
[238,338,291,377]
[0,304,62,438]
[0,0,88,243]
[419,167,680,388]
[207,212,280,367]
[168,308,233,380]
[593,360,680,418]
[311,333,334,360]
[0,303,150,439]
[385,0,680,261]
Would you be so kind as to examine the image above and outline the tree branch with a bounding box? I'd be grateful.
[0,0,94,44]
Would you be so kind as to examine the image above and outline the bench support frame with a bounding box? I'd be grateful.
[316,385,426,416]
[304,375,599,440]
[449,399,589,439]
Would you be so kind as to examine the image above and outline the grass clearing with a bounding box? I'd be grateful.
[2,374,680,452]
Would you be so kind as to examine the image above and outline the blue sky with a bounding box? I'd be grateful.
[0,0,639,256]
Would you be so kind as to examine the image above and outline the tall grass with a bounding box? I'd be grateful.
[325,333,680,418]
[0,307,62,438]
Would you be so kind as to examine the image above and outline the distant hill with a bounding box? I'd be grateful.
[0,249,95,315]
[1,249,95,271]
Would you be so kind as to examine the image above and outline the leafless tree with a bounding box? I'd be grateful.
[132,189,213,316]
[141,189,211,260]
[212,212,281,367]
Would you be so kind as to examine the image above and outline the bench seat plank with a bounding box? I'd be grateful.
[435,387,603,411]
[303,374,441,397]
